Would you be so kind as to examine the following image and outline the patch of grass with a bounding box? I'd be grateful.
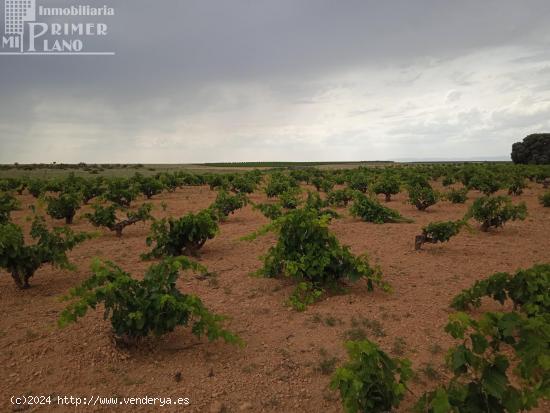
[324,316,342,326]
[207,275,219,288]
[310,313,322,323]
[317,348,339,375]
[350,316,385,337]
[391,337,407,356]
[344,327,368,341]
[429,343,443,355]
[362,318,386,337]
[420,363,441,381]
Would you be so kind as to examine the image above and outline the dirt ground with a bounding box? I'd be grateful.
[1,182,549,412]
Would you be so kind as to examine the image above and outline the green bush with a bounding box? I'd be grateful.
[408,185,439,211]
[135,175,165,199]
[451,264,550,317]
[327,188,355,207]
[265,173,297,198]
[158,173,180,192]
[539,191,550,207]
[59,257,241,345]
[442,175,456,186]
[207,174,230,191]
[418,264,550,412]
[468,172,501,195]
[230,174,257,194]
[28,179,45,198]
[351,193,412,224]
[80,177,105,204]
[0,192,20,224]
[143,209,218,258]
[507,176,527,196]
[415,220,466,250]
[312,177,335,193]
[279,189,300,209]
[348,173,370,193]
[210,190,248,220]
[45,192,82,224]
[331,339,412,413]
[0,216,90,289]
[467,195,527,231]
[253,202,283,220]
[103,178,139,207]
[445,188,468,204]
[372,174,400,202]
[415,311,549,413]
[85,203,153,237]
[245,208,388,310]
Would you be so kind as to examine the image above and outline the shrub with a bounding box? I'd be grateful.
[279,189,300,209]
[158,173,180,192]
[468,172,501,195]
[304,191,339,218]
[230,174,257,194]
[408,185,439,211]
[405,173,430,189]
[348,173,370,193]
[0,192,20,224]
[445,188,468,204]
[207,175,230,191]
[45,192,82,224]
[28,179,45,198]
[245,208,388,310]
[372,174,400,202]
[442,175,456,186]
[136,175,165,199]
[265,173,297,198]
[327,188,355,207]
[210,190,248,220]
[331,339,412,413]
[80,177,105,204]
[451,264,550,317]
[143,209,218,258]
[304,190,327,210]
[467,195,527,231]
[85,203,153,237]
[507,175,527,196]
[415,311,549,413]
[59,257,241,345]
[253,203,283,220]
[351,193,412,224]
[0,178,22,192]
[415,220,466,250]
[312,177,335,193]
[103,178,139,207]
[0,216,90,289]
[539,191,550,207]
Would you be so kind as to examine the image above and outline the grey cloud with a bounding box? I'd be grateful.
[1,0,550,162]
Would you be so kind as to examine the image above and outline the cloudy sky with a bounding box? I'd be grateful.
[1,0,550,163]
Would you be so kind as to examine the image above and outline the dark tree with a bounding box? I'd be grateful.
[511,133,550,164]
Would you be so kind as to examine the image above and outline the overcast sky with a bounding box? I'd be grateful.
[1,0,550,163]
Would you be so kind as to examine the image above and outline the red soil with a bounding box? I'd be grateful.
[1,183,549,412]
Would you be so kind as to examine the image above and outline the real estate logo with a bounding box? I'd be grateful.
[1,0,115,55]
